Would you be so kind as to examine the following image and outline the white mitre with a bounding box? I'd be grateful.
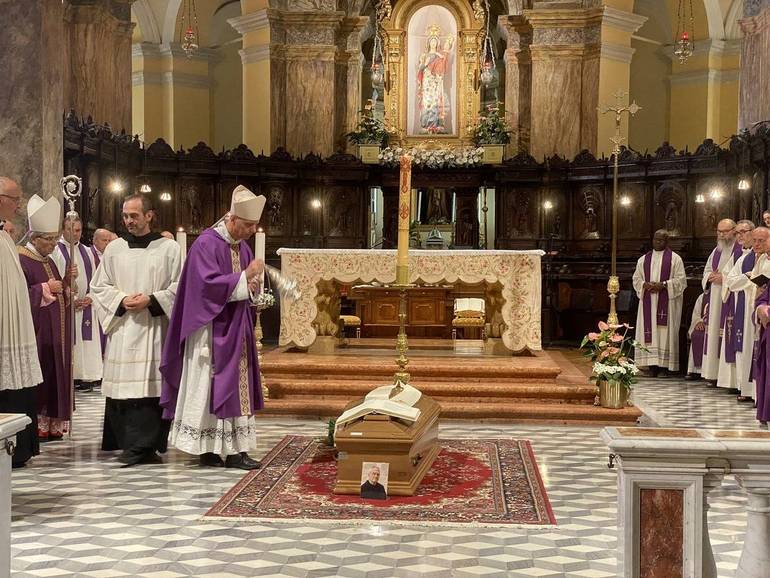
[27,194,61,234]
[230,185,266,223]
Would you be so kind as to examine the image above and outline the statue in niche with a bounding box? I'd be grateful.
[515,192,530,236]
[664,200,679,234]
[455,208,475,247]
[417,25,454,134]
[329,199,353,237]
[584,207,599,239]
[267,186,285,233]
[426,189,449,224]
[552,213,562,237]
[182,184,202,232]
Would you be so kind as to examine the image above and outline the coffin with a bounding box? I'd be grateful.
[333,394,441,496]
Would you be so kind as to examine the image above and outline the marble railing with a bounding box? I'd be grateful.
[0,414,31,578]
[601,426,770,578]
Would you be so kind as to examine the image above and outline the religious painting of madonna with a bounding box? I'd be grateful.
[407,5,457,137]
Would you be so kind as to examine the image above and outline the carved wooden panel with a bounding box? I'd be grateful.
[619,182,647,239]
[575,184,604,240]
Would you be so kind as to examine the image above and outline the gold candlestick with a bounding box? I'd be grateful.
[599,90,641,326]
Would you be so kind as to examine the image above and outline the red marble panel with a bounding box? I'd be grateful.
[639,488,684,578]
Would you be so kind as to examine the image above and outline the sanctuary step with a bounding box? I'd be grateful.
[258,348,643,425]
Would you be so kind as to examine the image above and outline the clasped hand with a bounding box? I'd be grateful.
[122,293,151,312]
[643,281,665,293]
[708,271,723,284]
[75,296,92,311]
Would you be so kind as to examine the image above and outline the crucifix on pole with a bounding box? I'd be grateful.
[599,89,641,325]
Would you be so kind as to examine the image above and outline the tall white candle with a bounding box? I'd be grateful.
[255,229,266,285]
[175,228,187,264]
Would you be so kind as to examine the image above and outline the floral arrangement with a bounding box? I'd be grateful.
[254,288,276,310]
[470,103,512,146]
[346,103,390,147]
[378,145,484,168]
[580,321,641,390]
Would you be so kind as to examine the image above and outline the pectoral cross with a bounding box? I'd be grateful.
[599,89,642,157]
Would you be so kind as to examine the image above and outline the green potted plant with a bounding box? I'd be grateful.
[346,101,390,164]
[471,103,512,164]
[580,321,641,409]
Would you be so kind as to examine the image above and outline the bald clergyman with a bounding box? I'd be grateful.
[701,219,742,382]
[632,230,687,375]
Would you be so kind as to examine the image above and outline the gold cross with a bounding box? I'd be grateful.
[599,89,642,156]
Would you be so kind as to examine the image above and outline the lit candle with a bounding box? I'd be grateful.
[396,155,412,285]
[175,227,187,264]
[451,191,456,223]
[255,228,266,285]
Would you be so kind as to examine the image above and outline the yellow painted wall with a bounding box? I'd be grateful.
[629,39,670,154]
[211,42,244,150]
[669,79,709,149]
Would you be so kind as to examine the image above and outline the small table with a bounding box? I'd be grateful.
[0,413,31,578]
[349,285,454,339]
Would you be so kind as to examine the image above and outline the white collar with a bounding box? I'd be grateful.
[214,221,236,244]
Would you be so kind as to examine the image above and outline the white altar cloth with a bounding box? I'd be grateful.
[277,248,544,352]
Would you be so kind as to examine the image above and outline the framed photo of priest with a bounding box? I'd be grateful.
[360,462,389,500]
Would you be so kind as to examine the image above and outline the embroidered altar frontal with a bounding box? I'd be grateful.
[277,249,544,352]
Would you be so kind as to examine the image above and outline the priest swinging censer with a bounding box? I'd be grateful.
[333,156,441,497]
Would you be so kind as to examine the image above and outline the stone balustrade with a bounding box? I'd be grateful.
[601,426,770,578]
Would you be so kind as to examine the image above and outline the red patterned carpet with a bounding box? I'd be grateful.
[206,436,556,527]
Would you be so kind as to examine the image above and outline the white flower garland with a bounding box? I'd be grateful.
[379,146,485,168]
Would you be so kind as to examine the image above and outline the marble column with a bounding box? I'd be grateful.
[65,0,133,132]
[230,8,283,154]
[0,0,64,199]
[733,473,770,578]
[525,5,603,160]
[739,0,770,130]
[499,14,532,154]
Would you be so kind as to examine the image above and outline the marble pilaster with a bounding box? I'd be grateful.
[0,0,64,199]
[499,15,532,154]
[525,7,603,160]
[281,12,344,157]
[733,473,770,577]
[65,0,133,132]
[335,17,368,153]
[0,414,32,578]
[739,3,770,130]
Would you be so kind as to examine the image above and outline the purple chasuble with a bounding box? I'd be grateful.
[753,285,770,421]
[57,242,95,341]
[160,228,263,420]
[18,249,73,420]
[642,248,673,344]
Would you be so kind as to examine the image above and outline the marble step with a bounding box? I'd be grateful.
[265,378,597,402]
[258,398,642,424]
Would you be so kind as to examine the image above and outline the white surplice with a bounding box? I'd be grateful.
[687,293,705,374]
[90,237,181,399]
[0,230,42,390]
[716,252,770,396]
[632,250,687,371]
[168,222,259,456]
[51,240,103,381]
[701,242,741,380]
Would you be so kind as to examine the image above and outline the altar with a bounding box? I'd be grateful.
[277,249,544,353]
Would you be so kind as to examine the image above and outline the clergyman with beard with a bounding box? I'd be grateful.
[700,219,741,383]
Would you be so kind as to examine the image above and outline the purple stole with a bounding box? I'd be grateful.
[642,249,673,344]
[57,242,94,342]
[90,247,106,352]
[724,251,757,363]
[704,243,743,355]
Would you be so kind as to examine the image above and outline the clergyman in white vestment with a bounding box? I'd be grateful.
[686,293,707,378]
[0,177,43,467]
[717,226,770,399]
[701,219,740,381]
[51,217,103,388]
[632,230,687,373]
[91,194,181,467]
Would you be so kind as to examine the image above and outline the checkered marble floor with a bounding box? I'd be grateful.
[10,375,762,578]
